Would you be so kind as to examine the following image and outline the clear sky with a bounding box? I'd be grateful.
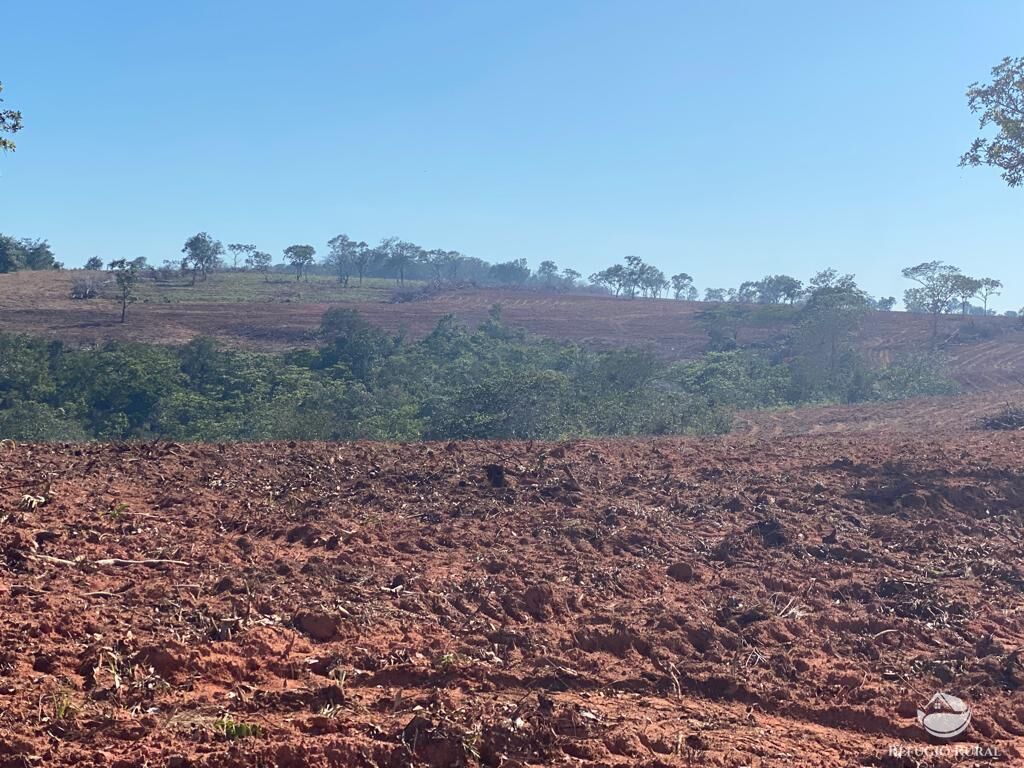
[1,1,1021,309]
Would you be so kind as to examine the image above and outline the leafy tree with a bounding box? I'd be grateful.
[0,82,22,152]
[590,264,628,295]
[976,277,1002,313]
[874,296,897,311]
[383,239,419,285]
[490,258,531,287]
[181,232,224,285]
[704,287,727,302]
[317,307,395,381]
[0,236,57,272]
[735,280,760,303]
[423,248,462,281]
[326,234,360,285]
[245,250,273,281]
[562,268,581,287]
[84,256,104,270]
[950,274,983,315]
[283,244,316,281]
[226,243,255,269]
[351,242,377,284]
[0,235,24,272]
[537,260,559,287]
[22,239,56,270]
[108,258,140,323]
[790,276,871,399]
[670,273,694,300]
[961,57,1024,186]
[756,274,803,304]
[901,261,960,336]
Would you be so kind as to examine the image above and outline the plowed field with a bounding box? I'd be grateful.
[2,435,1024,766]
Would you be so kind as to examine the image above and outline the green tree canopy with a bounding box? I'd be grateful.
[961,56,1024,186]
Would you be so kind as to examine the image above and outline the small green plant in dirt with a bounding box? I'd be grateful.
[433,652,467,673]
[40,689,77,731]
[213,715,262,740]
[104,502,129,520]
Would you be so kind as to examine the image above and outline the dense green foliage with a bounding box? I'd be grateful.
[0,235,58,273]
[0,307,958,442]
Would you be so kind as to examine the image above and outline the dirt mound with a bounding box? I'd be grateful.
[2,434,1024,765]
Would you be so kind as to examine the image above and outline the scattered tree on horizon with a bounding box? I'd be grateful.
[246,250,273,282]
[961,56,1024,187]
[284,244,316,281]
[84,256,103,271]
[181,232,224,285]
[537,260,559,287]
[976,277,1002,313]
[671,272,694,300]
[902,261,961,336]
[325,234,359,285]
[951,274,984,315]
[227,243,255,270]
[108,258,140,323]
[0,235,58,273]
[0,82,22,153]
[490,258,531,287]
[385,239,420,285]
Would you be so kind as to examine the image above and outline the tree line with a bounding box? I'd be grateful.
[0,228,1011,324]
[0,301,956,443]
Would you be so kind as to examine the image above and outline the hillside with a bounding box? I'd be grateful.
[2,270,1023,393]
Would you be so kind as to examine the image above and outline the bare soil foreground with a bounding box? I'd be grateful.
[2,434,1024,766]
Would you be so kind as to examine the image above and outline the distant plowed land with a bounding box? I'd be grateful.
[2,270,1023,390]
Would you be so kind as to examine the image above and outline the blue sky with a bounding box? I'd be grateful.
[1,1,1021,309]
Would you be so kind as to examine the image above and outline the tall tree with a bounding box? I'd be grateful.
[791,277,870,397]
[227,243,255,269]
[284,244,316,281]
[326,234,357,285]
[0,82,22,152]
[901,261,961,336]
[950,275,983,315]
[181,232,224,285]
[351,241,376,284]
[976,277,1002,313]
[386,240,419,285]
[245,250,273,282]
[108,259,140,323]
[0,235,24,272]
[670,273,694,300]
[961,57,1024,186]
[490,258,531,287]
[537,260,559,287]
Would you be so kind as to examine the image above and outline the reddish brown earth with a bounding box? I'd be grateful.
[733,389,1024,439]
[3,435,1024,766]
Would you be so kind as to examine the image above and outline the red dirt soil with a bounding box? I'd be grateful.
[3,435,1024,766]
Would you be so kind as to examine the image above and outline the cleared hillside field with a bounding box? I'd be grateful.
[1,434,1023,766]
[2,271,1023,391]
